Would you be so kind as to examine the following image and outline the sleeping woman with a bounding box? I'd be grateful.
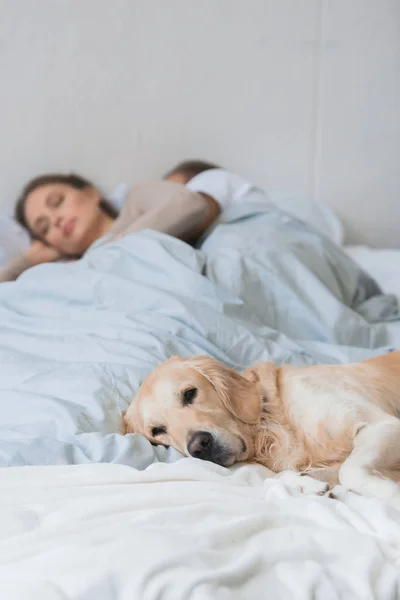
[0,162,221,282]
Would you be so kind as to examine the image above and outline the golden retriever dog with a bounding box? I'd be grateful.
[122,351,400,504]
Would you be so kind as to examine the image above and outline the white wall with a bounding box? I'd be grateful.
[0,0,399,246]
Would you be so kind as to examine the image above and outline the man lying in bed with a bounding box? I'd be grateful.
[0,161,275,282]
[165,160,275,218]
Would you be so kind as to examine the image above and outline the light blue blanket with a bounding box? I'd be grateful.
[0,204,398,467]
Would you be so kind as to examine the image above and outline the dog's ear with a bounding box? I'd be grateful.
[242,362,277,403]
[120,410,135,435]
[188,356,261,424]
[242,367,260,383]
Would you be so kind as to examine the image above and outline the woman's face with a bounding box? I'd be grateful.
[24,183,105,256]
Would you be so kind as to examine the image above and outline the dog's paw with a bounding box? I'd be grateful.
[299,472,330,496]
[277,471,330,496]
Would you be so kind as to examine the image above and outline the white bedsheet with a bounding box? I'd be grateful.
[346,245,400,298]
[1,459,400,600]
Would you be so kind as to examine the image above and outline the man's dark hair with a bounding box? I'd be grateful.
[164,160,218,183]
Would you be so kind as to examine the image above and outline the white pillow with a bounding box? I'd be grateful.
[109,183,129,210]
[0,216,30,266]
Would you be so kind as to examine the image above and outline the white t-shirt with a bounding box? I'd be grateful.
[185,168,344,244]
[185,169,271,213]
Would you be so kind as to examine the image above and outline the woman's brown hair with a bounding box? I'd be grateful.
[15,173,118,238]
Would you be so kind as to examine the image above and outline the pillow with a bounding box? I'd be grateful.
[0,216,30,266]
[109,183,129,210]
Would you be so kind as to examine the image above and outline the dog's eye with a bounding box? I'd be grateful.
[182,387,197,405]
[151,426,166,437]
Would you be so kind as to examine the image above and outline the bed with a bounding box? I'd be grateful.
[0,202,399,598]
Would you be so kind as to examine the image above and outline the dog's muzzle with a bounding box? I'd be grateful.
[187,431,213,460]
[187,431,236,466]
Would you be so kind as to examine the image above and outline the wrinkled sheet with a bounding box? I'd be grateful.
[1,459,400,600]
[0,204,398,467]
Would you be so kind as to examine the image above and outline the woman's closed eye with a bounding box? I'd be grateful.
[35,193,64,237]
[35,216,50,237]
[47,192,64,208]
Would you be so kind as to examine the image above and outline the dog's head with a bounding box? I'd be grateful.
[122,356,269,467]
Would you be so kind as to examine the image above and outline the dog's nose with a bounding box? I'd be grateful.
[188,431,213,460]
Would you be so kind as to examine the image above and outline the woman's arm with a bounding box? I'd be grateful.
[109,180,220,243]
[0,253,32,283]
[0,241,62,283]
